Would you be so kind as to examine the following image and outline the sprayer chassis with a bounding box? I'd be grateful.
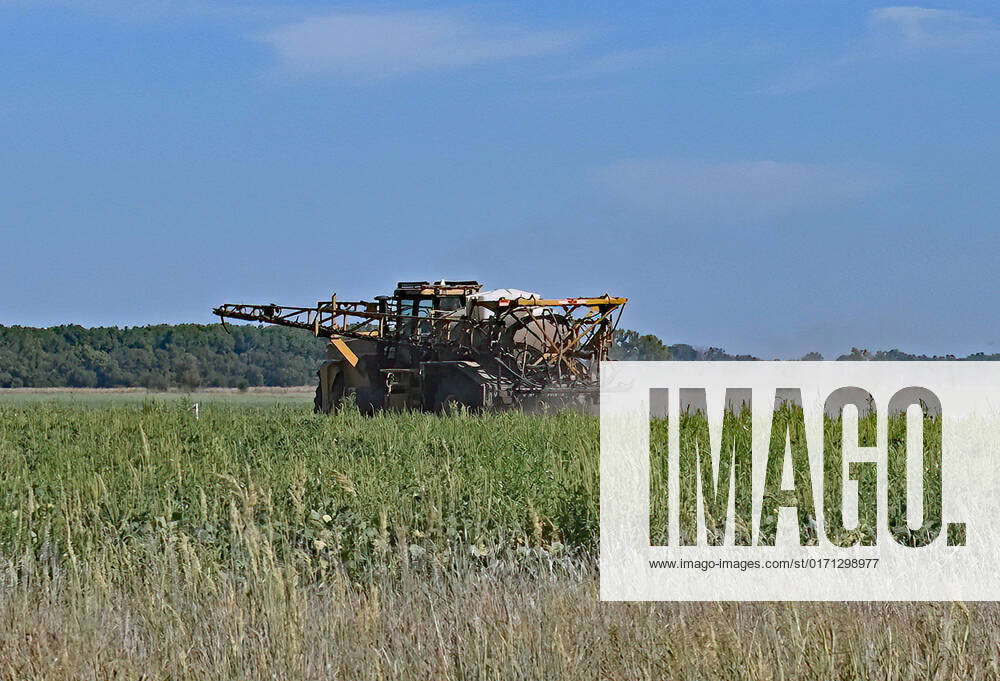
[213,280,626,414]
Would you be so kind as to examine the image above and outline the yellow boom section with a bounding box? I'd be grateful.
[330,336,359,367]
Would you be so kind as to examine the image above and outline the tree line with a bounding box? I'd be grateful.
[0,324,326,389]
[609,329,757,361]
[1,324,998,389]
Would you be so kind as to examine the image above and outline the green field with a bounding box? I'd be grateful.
[0,400,599,573]
[0,399,995,679]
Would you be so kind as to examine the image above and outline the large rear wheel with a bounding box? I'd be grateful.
[353,386,384,416]
[432,375,483,414]
[315,371,346,414]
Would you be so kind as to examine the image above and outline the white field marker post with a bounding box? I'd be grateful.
[192,403,200,419]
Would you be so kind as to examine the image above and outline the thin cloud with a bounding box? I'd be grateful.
[256,9,585,80]
[3,1,589,82]
[869,6,1000,50]
[591,159,890,222]
[762,5,1000,94]
[552,34,777,82]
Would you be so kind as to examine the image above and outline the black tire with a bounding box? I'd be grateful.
[353,386,384,416]
[435,390,464,415]
[432,375,483,414]
[315,372,347,414]
[421,374,441,412]
[328,372,345,412]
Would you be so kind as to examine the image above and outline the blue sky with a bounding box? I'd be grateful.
[2,1,998,358]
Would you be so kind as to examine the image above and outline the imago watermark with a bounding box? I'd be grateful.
[600,362,1000,601]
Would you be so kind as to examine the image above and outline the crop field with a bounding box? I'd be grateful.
[0,398,997,679]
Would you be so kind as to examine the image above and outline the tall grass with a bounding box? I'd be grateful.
[0,400,995,679]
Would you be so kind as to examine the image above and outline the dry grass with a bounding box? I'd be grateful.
[0,401,997,679]
[3,566,999,680]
